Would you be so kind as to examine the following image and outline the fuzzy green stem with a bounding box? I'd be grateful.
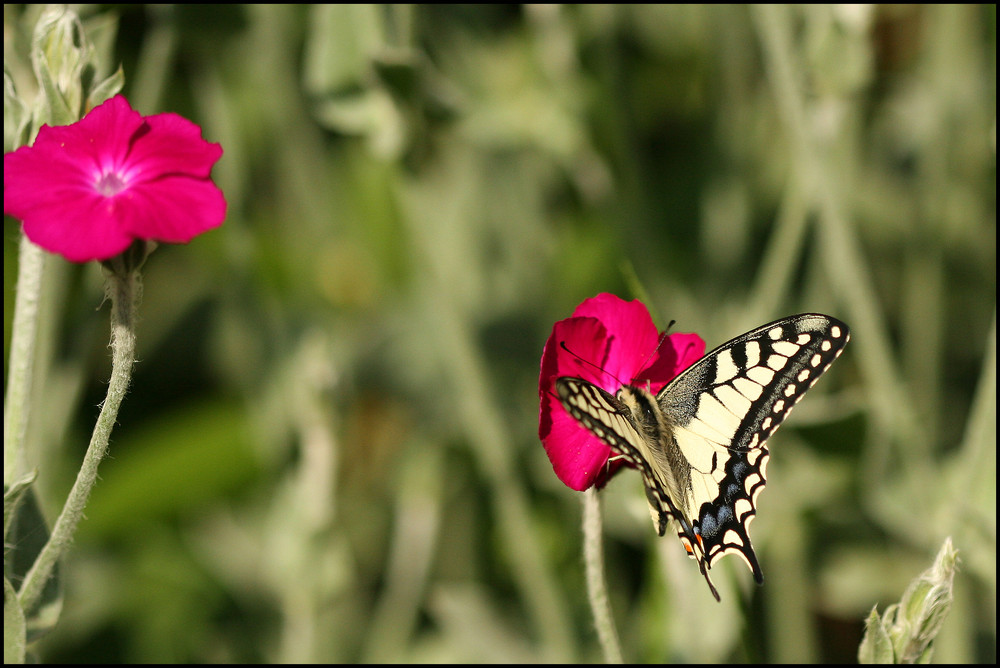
[582,487,623,664]
[16,267,140,614]
[4,237,46,485]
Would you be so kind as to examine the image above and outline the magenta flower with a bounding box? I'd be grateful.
[538,293,705,491]
[4,94,226,263]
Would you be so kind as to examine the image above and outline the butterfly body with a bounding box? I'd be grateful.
[556,313,849,601]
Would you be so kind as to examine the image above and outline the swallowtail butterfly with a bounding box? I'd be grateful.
[556,314,849,600]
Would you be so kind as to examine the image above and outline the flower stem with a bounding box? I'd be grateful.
[16,267,140,614]
[4,236,46,485]
[582,487,623,664]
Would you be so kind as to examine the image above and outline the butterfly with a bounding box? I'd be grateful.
[556,313,849,600]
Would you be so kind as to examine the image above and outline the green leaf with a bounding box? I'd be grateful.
[3,70,32,151]
[858,606,895,663]
[3,484,63,644]
[4,577,27,664]
[3,471,37,545]
[86,64,125,111]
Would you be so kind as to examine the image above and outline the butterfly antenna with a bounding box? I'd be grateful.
[631,321,678,386]
[558,341,627,387]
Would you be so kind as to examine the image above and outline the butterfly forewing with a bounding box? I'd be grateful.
[555,378,684,536]
[556,313,850,601]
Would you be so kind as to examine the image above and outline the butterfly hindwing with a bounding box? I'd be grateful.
[556,313,850,601]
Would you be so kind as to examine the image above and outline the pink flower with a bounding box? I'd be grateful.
[4,95,226,263]
[538,293,705,491]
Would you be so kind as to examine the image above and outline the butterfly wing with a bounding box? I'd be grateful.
[555,377,686,537]
[655,313,850,592]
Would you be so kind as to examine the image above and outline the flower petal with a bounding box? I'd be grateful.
[34,95,145,172]
[18,192,135,262]
[571,293,661,388]
[127,112,224,181]
[539,316,606,440]
[118,176,227,242]
[636,331,706,393]
[539,315,619,489]
[543,316,609,385]
[542,404,623,490]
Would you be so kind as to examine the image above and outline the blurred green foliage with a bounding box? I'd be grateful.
[3,4,995,663]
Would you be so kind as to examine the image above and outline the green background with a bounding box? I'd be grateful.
[4,4,995,662]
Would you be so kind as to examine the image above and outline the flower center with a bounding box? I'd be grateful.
[96,171,128,197]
